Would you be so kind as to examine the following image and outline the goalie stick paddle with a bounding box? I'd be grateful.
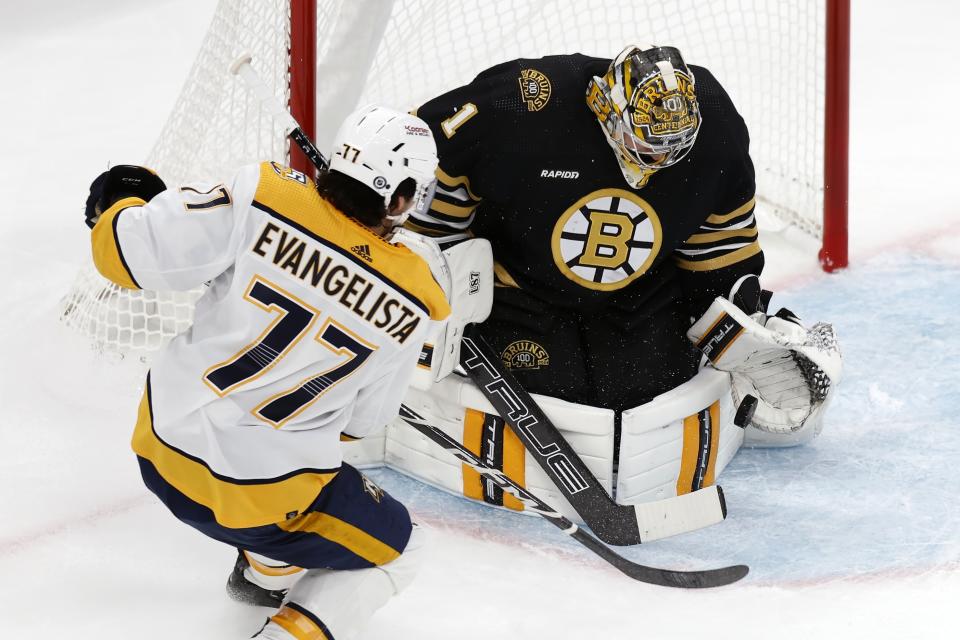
[398,404,748,588]
[458,324,728,546]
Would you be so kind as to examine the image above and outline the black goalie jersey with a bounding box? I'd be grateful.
[411,54,763,321]
[411,53,763,408]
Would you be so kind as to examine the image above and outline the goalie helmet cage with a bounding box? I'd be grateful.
[60,0,850,356]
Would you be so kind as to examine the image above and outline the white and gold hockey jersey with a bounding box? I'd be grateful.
[91,161,450,529]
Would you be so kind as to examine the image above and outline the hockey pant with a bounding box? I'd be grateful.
[138,460,422,639]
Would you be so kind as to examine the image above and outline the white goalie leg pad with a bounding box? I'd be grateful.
[386,375,614,523]
[618,367,743,505]
[256,525,430,640]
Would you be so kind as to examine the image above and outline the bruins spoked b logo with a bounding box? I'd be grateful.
[551,189,662,291]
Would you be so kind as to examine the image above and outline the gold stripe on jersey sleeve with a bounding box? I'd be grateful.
[704,197,757,225]
[254,162,450,321]
[462,408,485,502]
[436,166,482,203]
[91,196,145,289]
[271,605,330,640]
[673,241,762,271]
[131,382,337,529]
[685,226,759,245]
[430,198,479,220]
[278,511,401,566]
[501,423,526,512]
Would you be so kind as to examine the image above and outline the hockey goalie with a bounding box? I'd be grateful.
[345,45,843,535]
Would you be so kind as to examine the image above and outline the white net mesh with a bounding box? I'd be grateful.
[61,0,828,356]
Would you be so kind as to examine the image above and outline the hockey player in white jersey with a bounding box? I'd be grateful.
[84,105,449,639]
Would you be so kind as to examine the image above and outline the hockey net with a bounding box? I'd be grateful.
[60,0,848,357]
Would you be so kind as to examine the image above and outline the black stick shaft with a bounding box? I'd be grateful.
[289,127,329,172]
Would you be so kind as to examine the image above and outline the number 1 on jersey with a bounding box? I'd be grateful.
[441,103,478,138]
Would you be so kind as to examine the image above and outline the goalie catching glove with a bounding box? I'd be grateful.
[687,275,842,442]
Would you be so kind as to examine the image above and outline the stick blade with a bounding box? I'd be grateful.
[572,528,749,588]
[628,563,750,589]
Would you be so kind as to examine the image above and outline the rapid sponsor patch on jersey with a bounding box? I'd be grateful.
[518,68,552,111]
[551,188,662,291]
[540,169,580,179]
[501,340,550,370]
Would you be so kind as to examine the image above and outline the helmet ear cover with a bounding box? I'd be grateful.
[586,45,702,187]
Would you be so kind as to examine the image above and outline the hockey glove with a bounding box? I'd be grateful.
[687,275,842,442]
[85,165,166,229]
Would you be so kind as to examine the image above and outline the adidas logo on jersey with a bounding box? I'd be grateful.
[351,244,373,262]
[540,169,579,179]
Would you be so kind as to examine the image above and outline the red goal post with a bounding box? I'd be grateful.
[60,0,850,356]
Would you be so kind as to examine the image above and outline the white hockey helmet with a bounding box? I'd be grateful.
[329,104,439,226]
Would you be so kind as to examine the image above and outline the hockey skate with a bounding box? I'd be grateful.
[225,551,287,608]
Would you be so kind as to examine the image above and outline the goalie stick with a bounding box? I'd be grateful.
[231,53,729,548]
[398,404,748,588]
[458,325,729,546]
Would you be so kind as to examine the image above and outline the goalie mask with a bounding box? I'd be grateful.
[330,104,439,227]
[586,45,702,188]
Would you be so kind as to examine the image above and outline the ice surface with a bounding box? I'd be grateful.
[1,1,959,638]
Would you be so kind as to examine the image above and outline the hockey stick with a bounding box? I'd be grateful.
[458,325,729,546]
[230,54,330,173]
[398,404,748,588]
